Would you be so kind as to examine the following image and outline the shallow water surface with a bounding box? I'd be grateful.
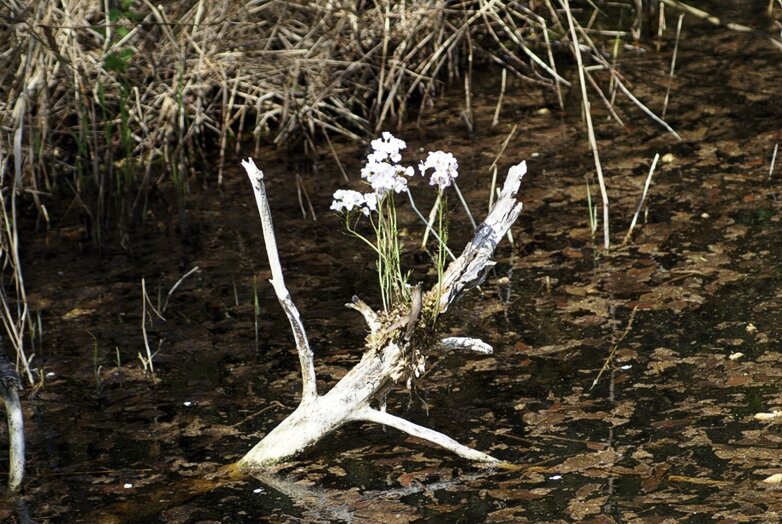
[5,7,782,523]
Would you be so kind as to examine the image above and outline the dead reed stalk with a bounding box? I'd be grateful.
[0,1,570,234]
[0,136,35,385]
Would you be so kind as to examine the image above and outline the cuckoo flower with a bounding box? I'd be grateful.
[331,134,479,312]
[330,189,377,216]
[368,132,407,164]
[419,151,459,190]
[361,132,415,199]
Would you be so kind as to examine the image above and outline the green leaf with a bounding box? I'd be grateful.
[104,48,134,73]
[108,7,124,23]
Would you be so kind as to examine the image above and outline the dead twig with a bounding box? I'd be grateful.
[662,15,684,119]
[591,307,639,390]
[621,153,660,246]
[658,0,782,50]
[560,0,611,250]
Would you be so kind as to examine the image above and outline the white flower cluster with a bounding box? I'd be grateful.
[419,151,459,190]
[330,189,378,216]
[360,132,415,198]
[331,132,466,215]
[368,132,407,164]
[361,161,413,197]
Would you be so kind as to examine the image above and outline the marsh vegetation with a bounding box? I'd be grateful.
[1,0,782,521]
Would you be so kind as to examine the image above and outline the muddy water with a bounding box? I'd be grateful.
[5,7,782,523]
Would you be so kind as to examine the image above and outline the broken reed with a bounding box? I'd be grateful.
[0,136,36,386]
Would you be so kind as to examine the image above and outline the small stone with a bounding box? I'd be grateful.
[754,410,782,421]
[762,473,782,484]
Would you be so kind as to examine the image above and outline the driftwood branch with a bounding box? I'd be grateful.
[434,163,524,313]
[440,337,493,355]
[345,296,381,333]
[241,159,317,403]
[238,159,526,472]
[0,351,23,492]
[349,407,498,463]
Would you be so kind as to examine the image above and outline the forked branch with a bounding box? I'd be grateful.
[349,406,499,463]
[241,159,317,403]
[238,158,526,471]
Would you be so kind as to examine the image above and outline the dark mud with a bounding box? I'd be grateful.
[3,6,782,523]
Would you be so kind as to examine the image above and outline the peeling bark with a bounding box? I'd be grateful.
[238,159,525,472]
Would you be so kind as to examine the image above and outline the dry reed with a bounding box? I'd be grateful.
[2,1,778,239]
[2,1,777,373]
[0,0,576,231]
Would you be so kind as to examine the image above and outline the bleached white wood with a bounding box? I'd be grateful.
[0,355,24,492]
[5,386,23,492]
[440,337,493,354]
[345,296,381,333]
[241,159,317,403]
[238,160,526,472]
[350,407,499,462]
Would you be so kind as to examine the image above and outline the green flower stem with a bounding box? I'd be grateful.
[452,181,477,230]
[406,190,456,261]
[433,190,448,326]
[368,194,410,312]
[346,217,381,255]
